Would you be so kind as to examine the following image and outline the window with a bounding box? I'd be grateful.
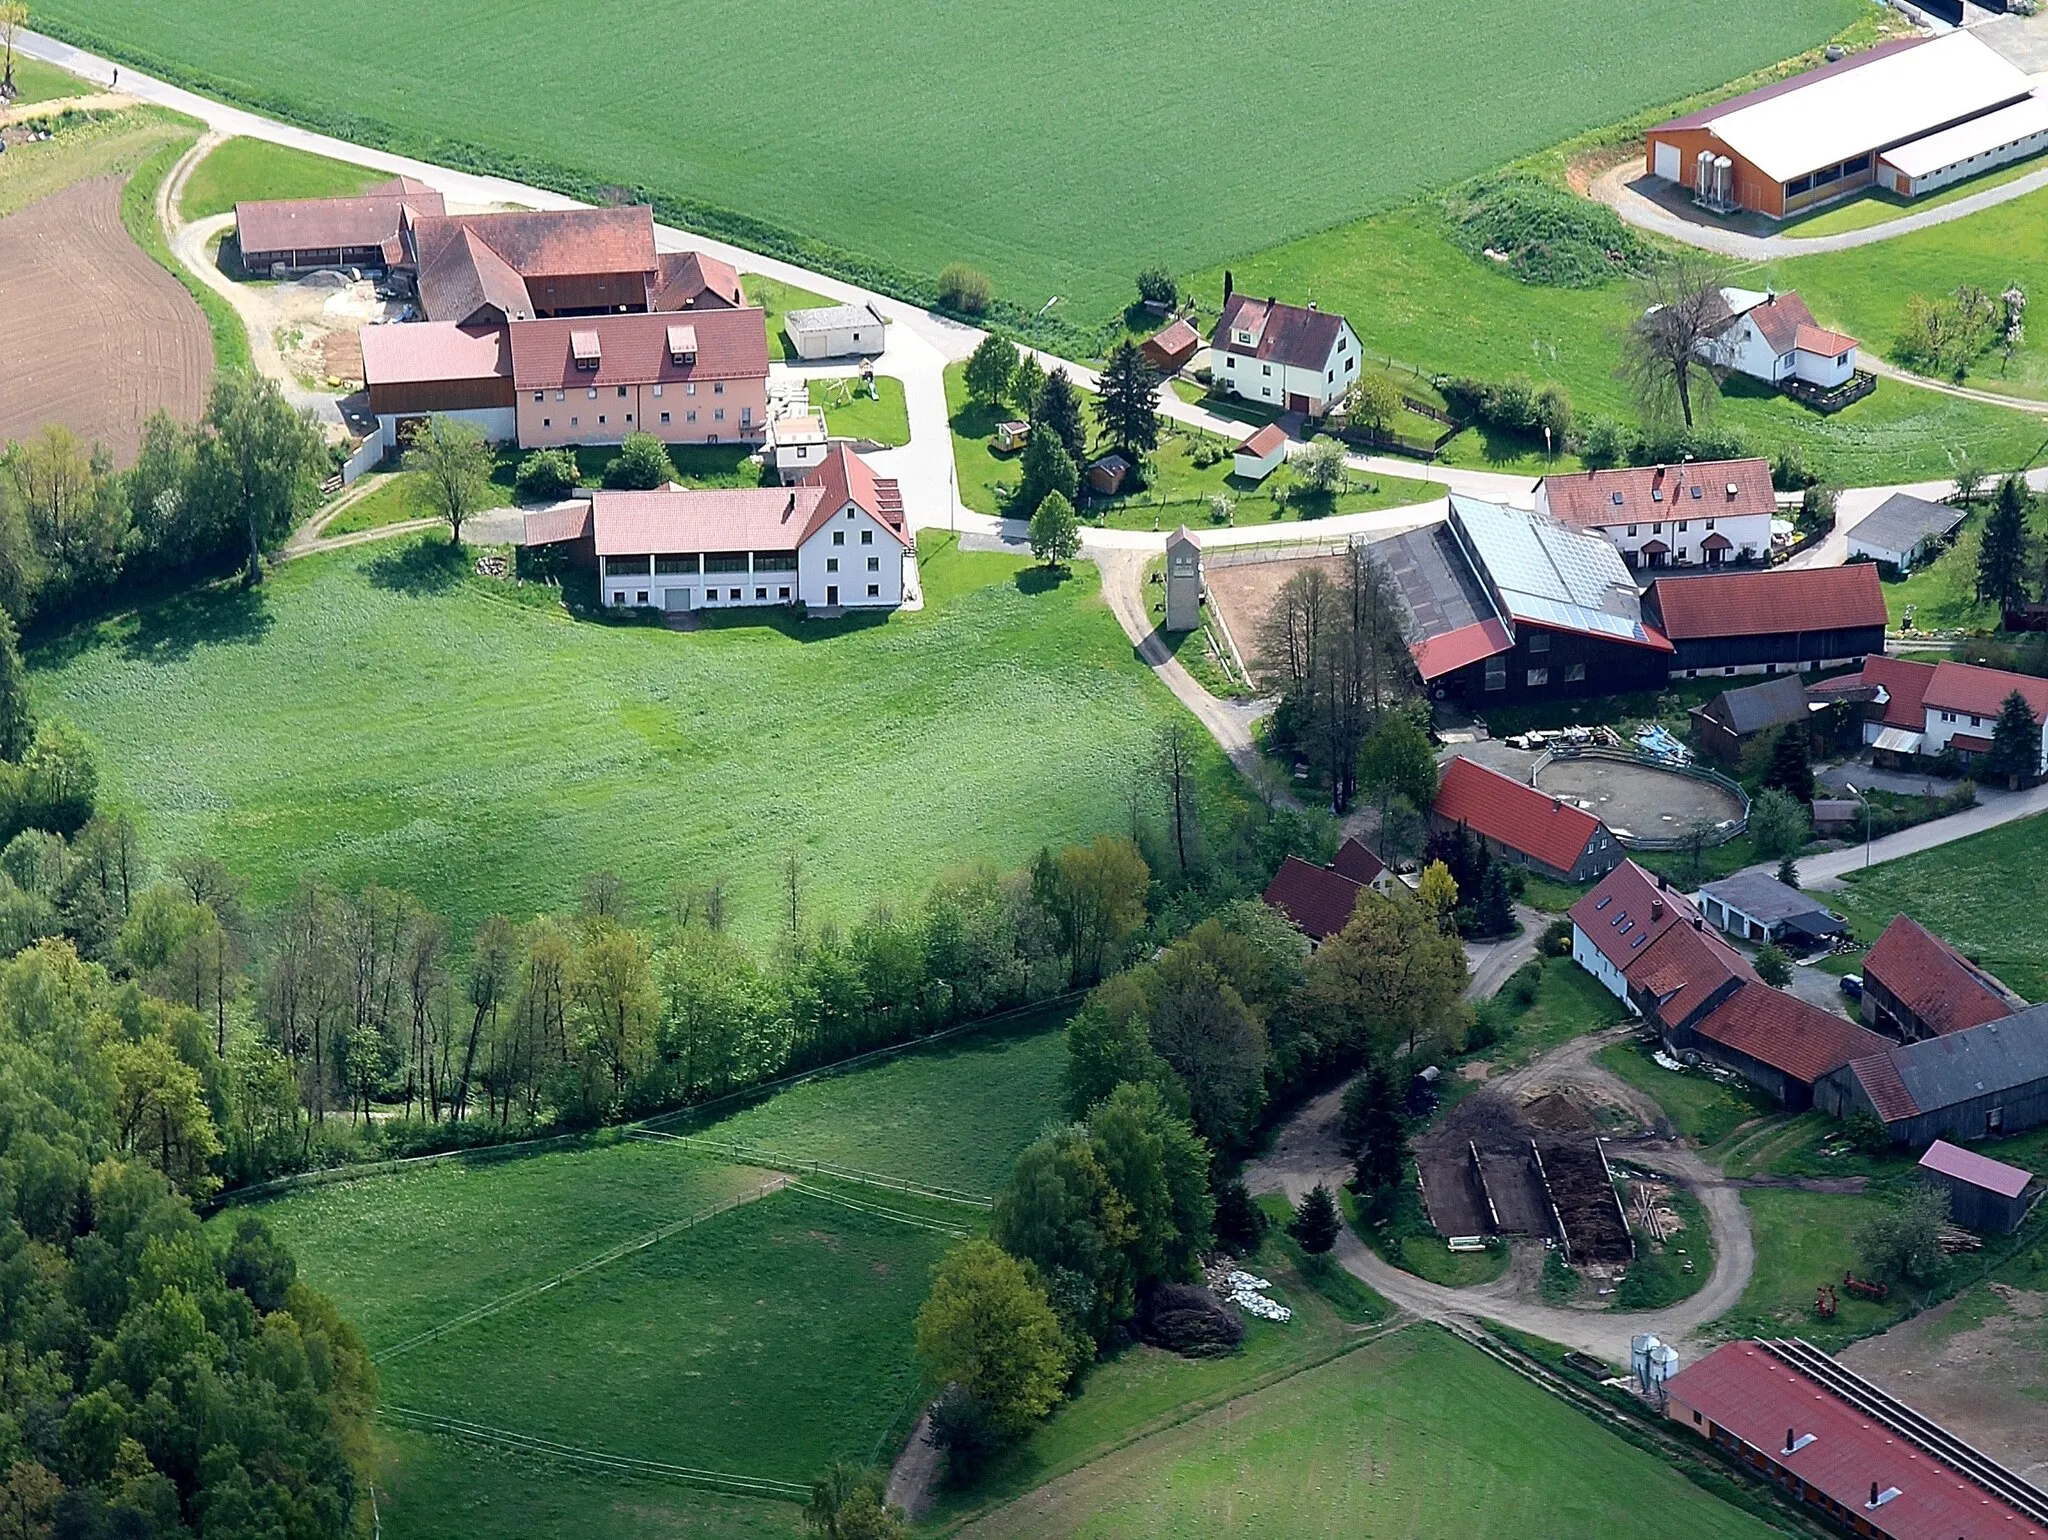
[1484,656,1507,691]
[1345,356,1355,373]
[714,408,725,422]
[826,558,839,573]
[605,555,651,577]
[1527,667,1549,687]
[713,381,725,395]
[1262,364,1271,376]
[611,591,624,605]
[1566,662,1586,682]
[1706,517,1716,529]
[1942,711,1956,722]
[652,384,663,398]
[704,553,748,574]
[686,382,697,395]
[1225,356,1236,369]
[741,407,752,424]
[617,386,628,398]
[624,414,633,424]
[533,392,543,403]
[588,388,598,399]
[554,390,565,402]
[1689,484,1702,500]
[636,591,648,605]
[687,411,697,423]
[598,415,607,425]
[1971,714,1982,727]
[1626,524,1637,536]
[833,531,845,546]
[543,418,551,428]
[755,587,767,600]
[866,556,879,572]
[867,584,880,598]
[1527,632,1551,653]
[1677,520,1688,532]
[860,530,873,545]
[1988,1107,2004,1131]
[1652,522,1662,534]
[655,555,697,575]
[660,412,671,424]
[570,416,579,426]
[778,586,790,599]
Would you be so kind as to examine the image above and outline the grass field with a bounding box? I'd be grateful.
[1709,1187,1908,1348]
[319,473,425,537]
[682,1008,1071,1196]
[806,372,909,447]
[1879,499,2048,632]
[37,0,1858,326]
[31,531,1235,944]
[6,56,101,105]
[1597,1038,1774,1146]
[1188,202,2048,487]
[956,1325,1783,1539]
[1828,810,2048,999]
[177,134,388,219]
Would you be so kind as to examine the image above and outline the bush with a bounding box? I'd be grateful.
[1541,917,1574,957]
[1213,1179,1268,1255]
[1442,374,1573,444]
[1135,268,1178,308]
[1136,1283,1245,1358]
[1578,417,1634,469]
[1506,960,1542,1008]
[1444,174,1653,288]
[514,448,579,501]
[1772,444,1819,492]
[938,264,993,315]
[602,431,673,491]
[926,1386,1000,1485]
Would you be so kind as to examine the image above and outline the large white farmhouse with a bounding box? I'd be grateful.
[521,443,908,614]
[1532,458,1776,570]
[1207,294,1360,417]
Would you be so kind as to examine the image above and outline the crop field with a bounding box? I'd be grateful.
[39,0,1855,324]
[31,532,1235,944]
[178,134,388,219]
[1187,203,2048,488]
[678,1008,1072,1196]
[957,1326,1781,1539]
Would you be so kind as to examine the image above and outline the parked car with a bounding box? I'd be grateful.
[1838,973,1863,1001]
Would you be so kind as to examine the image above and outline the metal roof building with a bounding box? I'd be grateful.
[1919,1139,2039,1234]
[1696,870,1846,948]
[1848,493,1966,573]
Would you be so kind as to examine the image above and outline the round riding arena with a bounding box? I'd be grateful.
[0,176,212,463]
[1533,754,1744,844]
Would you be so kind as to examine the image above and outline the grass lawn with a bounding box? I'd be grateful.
[681,1006,1072,1196]
[177,134,388,219]
[385,1184,948,1480]
[1482,955,1630,1073]
[1596,1038,1774,1145]
[1778,153,2048,238]
[31,531,1238,947]
[1710,1187,1910,1348]
[231,1136,765,1350]
[5,55,101,105]
[1828,810,2048,999]
[806,372,909,446]
[319,473,426,537]
[32,0,1861,327]
[955,1325,1784,1539]
[1880,500,2048,633]
[744,273,840,362]
[1186,202,2048,487]
[1767,183,2048,405]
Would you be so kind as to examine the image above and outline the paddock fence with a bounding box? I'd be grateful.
[1527,744,1751,850]
[628,1127,994,1209]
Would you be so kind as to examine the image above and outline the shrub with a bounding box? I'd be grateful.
[1135,268,1178,308]
[602,432,674,491]
[1505,960,1541,1009]
[1213,1179,1268,1255]
[1578,417,1633,469]
[1541,917,1574,957]
[1799,485,1838,534]
[938,264,993,315]
[925,1386,1000,1485]
[1772,443,1819,491]
[1136,1283,1244,1358]
[1444,174,1653,288]
[514,447,579,501]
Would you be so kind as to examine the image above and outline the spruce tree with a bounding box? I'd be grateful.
[1477,863,1514,937]
[1976,475,2030,612]
[1092,341,1161,468]
[1764,723,1815,803]
[1289,1183,1341,1255]
[1036,367,1087,467]
[1986,688,2041,785]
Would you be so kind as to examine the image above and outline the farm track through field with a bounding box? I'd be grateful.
[372,1173,790,1363]
[377,1407,810,1502]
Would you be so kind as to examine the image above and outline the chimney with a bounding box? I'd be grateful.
[1658,873,1669,890]
[785,492,795,514]
[1786,1429,1795,1454]
[1223,270,1233,304]
[1307,300,1318,311]
[1651,898,1665,922]
[1868,1483,1878,1508]
[1693,917,1704,931]
[1767,288,1777,305]
[1552,798,1562,812]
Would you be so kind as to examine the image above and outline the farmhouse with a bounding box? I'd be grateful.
[1643,31,2038,220]
[1859,913,2021,1043]
[1815,655,2048,772]
[524,443,906,613]
[1817,1005,2048,1146]
[1687,674,1811,764]
[1140,317,1202,376]
[1567,860,1700,1003]
[1233,423,1286,482]
[1919,1141,2038,1234]
[1432,755,1620,883]
[1695,870,1845,949]
[1673,982,1889,1110]
[1533,457,1774,569]
[508,309,771,449]
[234,177,445,275]
[1665,1339,2048,1540]
[410,207,661,324]
[1260,838,1390,944]
[1699,289,1864,407]
[783,303,887,360]
[1382,496,1672,704]
[1846,492,1964,573]
[1207,294,1359,417]
[1645,564,1887,679]
[360,322,516,445]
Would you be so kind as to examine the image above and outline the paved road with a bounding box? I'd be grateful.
[1796,778,2048,888]
[1462,903,1545,999]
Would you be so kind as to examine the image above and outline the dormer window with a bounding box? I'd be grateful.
[667,323,698,366]
[1725,482,1738,499]
[570,330,601,371]
[1235,330,1252,345]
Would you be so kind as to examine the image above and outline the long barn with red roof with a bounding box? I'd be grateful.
[1431,755,1620,883]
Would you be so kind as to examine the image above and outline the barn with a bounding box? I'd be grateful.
[1669,982,1888,1111]
[1918,1140,2038,1234]
[1643,32,2037,220]
[1816,1005,2048,1145]
[1859,912,2021,1043]
[1431,755,1621,883]
[1646,564,1887,680]
[359,322,516,446]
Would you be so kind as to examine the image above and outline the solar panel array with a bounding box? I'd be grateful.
[1450,496,1657,647]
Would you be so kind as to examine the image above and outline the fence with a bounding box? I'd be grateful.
[339,424,391,487]
[1528,744,1750,851]
[628,1127,993,1209]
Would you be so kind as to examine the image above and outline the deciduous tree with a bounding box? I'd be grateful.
[1344,373,1404,445]
[1856,1181,1950,1286]
[1746,786,1810,861]
[1620,251,1728,429]
[1142,946,1267,1149]
[914,1240,1069,1435]
[1357,713,1436,854]
[405,415,496,543]
[191,374,326,578]
[964,335,1017,408]
[1028,489,1079,570]
[1153,717,1200,874]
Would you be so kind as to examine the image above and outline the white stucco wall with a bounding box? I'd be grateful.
[1571,927,1631,1004]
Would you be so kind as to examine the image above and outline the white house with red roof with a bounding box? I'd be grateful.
[1701,288,1860,391]
[1533,458,1774,570]
[1207,294,1360,417]
[1567,859,1701,1001]
[1817,655,2048,773]
[522,444,907,614]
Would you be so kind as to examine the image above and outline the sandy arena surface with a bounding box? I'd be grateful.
[1534,755,1745,842]
[0,175,210,460]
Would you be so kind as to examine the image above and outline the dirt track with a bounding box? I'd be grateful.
[0,175,210,460]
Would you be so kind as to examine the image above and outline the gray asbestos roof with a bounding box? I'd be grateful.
[1890,1005,2048,1110]
[1447,495,1661,649]
[785,303,881,333]
[1709,675,1811,735]
[1699,869,1840,928]
[1850,493,1965,556]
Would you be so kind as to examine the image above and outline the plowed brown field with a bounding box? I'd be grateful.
[0,175,210,461]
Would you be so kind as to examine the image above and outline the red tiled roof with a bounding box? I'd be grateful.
[800,445,908,549]
[1919,1138,2034,1199]
[1649,564,1887,641]
[1261,855,1366,942]
[1862,915,2014,1037]
[1692,983,1891,1086]
[651,250,744,311]
[1433,756,1604,874]
[1793,321,1858,357]
[358,322,510,386]
[1210,293,1350,372]
[588,486,825,557]
[1141,317,1201,371]
[235,189,443,261]
[521,503,593,546]
[1924,659,2048,723]
[1568,861,1696,973]
[508,308,769,390]
[1850,1051,1918,1122]
[1241,423,1286,457]
[1843,654,1935,730]
[1666,1339,2048,1540]
[1625,920,1755,1024]
[411,206,656,281]
[1539,458,1774,531]
[418,225,533,324]
[1411,618,1513,682]
[1653,35,1933,130]
[1330,838,1387,885]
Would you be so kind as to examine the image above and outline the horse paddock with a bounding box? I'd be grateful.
[1532,755,1745,844]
